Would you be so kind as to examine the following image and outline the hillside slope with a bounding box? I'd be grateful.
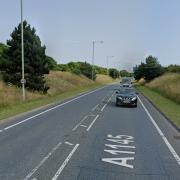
[0,71,113,108]
[145,73,180,104]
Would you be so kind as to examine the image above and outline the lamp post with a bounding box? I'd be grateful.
[91,41,104,80]
[20,0,25,100]
[106,56,114,75]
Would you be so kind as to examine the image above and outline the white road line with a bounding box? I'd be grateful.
[101,92,114,112]
[72,115,88,131]
[65,141,74,146]
[80,124,87,127]
[3,86,108,131]
[92,104,99,111]
[0,129,3,133]
[52,144,79,180]
[138,96,180,166]
[24,142,62,180]
[86,115,99,131]
[101,104,107,112]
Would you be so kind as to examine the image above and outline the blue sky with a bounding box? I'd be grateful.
[1,0,180,71]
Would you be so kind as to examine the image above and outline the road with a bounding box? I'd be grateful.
[0,84,180,180]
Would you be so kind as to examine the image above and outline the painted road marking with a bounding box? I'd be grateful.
[52,144,79,180]
[72,115,88,131]
[86,115,100,131]
[65,141,74,146]
[138,96,180,166]
[24,142,62,180]
[102,134,135,169]
[101,92,114,112]
[80,124,87,127]
[92,104,100,111]
[3,85,108,131]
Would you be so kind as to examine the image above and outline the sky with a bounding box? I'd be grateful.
[0,0,180,71]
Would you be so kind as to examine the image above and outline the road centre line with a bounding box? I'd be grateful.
[72,115,88,131]
[138,96,180,166]
[24,142,62,180]
[101,92,114,112]
[92,104,100,111]
[52,144,79,180]
[3,85,108,132]
[86,115,100,131]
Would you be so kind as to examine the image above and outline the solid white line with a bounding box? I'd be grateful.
[3,86,108,131]
[51,144,79,180]
[72,115,88,131]
[65,141,74,146]
[138,96,180,166]
[86,115,99,131]
[92,104,99,111]
[24,142,62,180]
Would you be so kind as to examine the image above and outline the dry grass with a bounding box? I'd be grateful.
[0,81,44,107]
[0,71,114,109]
[146,73,180,104]
[45,71,94,95]
[95,74,114,84]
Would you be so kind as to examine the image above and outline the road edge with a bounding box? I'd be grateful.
[138,90,180,132]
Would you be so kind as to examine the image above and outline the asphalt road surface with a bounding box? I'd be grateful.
[0,84,180,180]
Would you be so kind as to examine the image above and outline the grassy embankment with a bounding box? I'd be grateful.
[0,72,114,121]
[136,73,180,127]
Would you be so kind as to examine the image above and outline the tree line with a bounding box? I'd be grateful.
[133,55,180,82]
[0,21,123,93]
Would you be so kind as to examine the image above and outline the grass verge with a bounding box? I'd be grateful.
[0,83,103,121]
[136,85,180,127]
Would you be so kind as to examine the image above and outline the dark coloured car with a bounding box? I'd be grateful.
[116,88,138,107]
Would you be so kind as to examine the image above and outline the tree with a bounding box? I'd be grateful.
[79,62,96,80]
[0,21,49,93]
[120,70,132,77]
[134,56,164,81]
[109,68,119,79]
[46,56,59,71]
[67,62,81,75]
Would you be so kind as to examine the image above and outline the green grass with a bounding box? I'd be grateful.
[0,83,103,121]
[136,85,180,127]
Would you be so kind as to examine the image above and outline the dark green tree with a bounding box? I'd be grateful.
[0,21,49,93]
[134,56,164,81]
[109,68,120,79]
[79,62,96,80]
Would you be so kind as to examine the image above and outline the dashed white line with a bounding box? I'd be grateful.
[138,96,180,166]
[65,141,74,146]
[72,115,88,131]
[52,144,79,180]
[24,142,62,180]
[86,115,100,131]
[80,124,87,127]
[3,85,108,131]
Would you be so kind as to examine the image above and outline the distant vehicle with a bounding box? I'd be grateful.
[121,83,132,88]
[120,77,133,88]
[116,88,138,107]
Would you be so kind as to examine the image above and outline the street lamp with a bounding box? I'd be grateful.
[106,56,114,75]
[91,41,104,80]
[20,0,25,100]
